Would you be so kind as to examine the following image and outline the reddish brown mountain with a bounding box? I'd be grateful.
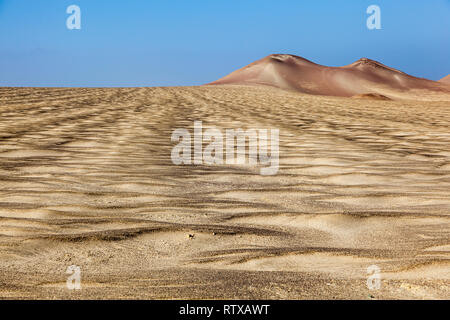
[439,75,450,83]
[209,54,450,99]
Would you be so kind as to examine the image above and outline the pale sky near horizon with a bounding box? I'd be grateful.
[0,0,449,86]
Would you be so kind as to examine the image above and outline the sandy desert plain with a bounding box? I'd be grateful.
[0,55,449,299]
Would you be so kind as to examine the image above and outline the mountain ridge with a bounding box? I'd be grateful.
[209,54,450,100]
[439,75,450,83]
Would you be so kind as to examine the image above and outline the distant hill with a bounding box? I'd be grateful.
[209,54,450,100]
[439,75,450,84]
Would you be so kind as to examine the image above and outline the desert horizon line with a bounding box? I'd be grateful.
[0,53,449,89]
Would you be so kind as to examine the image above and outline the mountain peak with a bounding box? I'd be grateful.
[356,57,378,63]
[349,57,405,74]
[266,54,317,65]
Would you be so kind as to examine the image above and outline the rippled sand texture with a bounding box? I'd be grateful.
[0,86,449,299]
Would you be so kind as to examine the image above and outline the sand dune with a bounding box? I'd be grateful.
[0,86,449,299]
[209,54,450,100]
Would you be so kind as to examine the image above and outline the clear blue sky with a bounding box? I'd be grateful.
[0,0,449,86]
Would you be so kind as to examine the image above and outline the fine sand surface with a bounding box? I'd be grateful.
[0,85,449,299]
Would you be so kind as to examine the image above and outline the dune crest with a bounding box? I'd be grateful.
[209,54,450,100]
